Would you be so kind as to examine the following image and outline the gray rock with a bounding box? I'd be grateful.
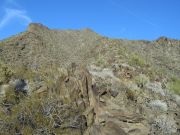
[11,79,29,94]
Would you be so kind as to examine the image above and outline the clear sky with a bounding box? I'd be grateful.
[0,0,180,40]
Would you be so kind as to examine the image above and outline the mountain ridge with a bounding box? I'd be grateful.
[0,23,179,135]
[0,23,179,77]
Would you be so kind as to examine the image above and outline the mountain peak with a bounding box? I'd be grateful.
[27,23,49,33]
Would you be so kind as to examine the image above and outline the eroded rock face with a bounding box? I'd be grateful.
[51,65,152,135]
[85,65,180,135]
[51,65,96,110]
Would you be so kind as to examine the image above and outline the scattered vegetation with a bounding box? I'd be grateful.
[0,23,180,135]
[129,54,146,67]
[146,67,165,81]
[0,63,87,135]
[167,77,180,95]
[95,55,107,67]
[13,65,36,81]
[0,88,87,135]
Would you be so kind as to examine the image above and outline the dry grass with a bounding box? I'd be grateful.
[0,89,86,135]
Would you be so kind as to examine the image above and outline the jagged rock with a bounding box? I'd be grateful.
[86,108,95,126]
[102,121,127,135]
[156,36,172,46]
[27,23,49,33]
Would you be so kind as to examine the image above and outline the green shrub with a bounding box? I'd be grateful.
[95,55,107,67]
[135,74,149,88]
[129,54,146,67]
[147,67,166,81]
[168,77,180,95]
[0,62,14,84]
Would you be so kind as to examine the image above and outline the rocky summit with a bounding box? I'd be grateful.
[0,23,180,135]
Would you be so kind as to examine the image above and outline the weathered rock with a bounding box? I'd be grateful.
[27,23,49,33]
[109,89,119,97]
[102,121,127,135]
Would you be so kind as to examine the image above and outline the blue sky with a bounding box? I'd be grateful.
[0,0,180,40]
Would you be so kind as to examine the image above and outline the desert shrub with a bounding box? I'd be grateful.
[152,115,177,134]
[117,46,127,56]
[0,91,87,135]
[135,74,149,88]
[96,80,112,90]
[146,67,159,81]
[3,86,18,105]
[148,100,168,112]
[167,77,180,95]
[1,85,27,112]
[95,55,107,67]
[0,42,3,46]
[126,89,136,101]
[129,54,146,67]
[0,62,14,84]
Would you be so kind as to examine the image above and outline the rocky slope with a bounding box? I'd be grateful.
[0,23,180,135]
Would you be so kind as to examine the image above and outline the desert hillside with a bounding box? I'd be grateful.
[0,23,179,135]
